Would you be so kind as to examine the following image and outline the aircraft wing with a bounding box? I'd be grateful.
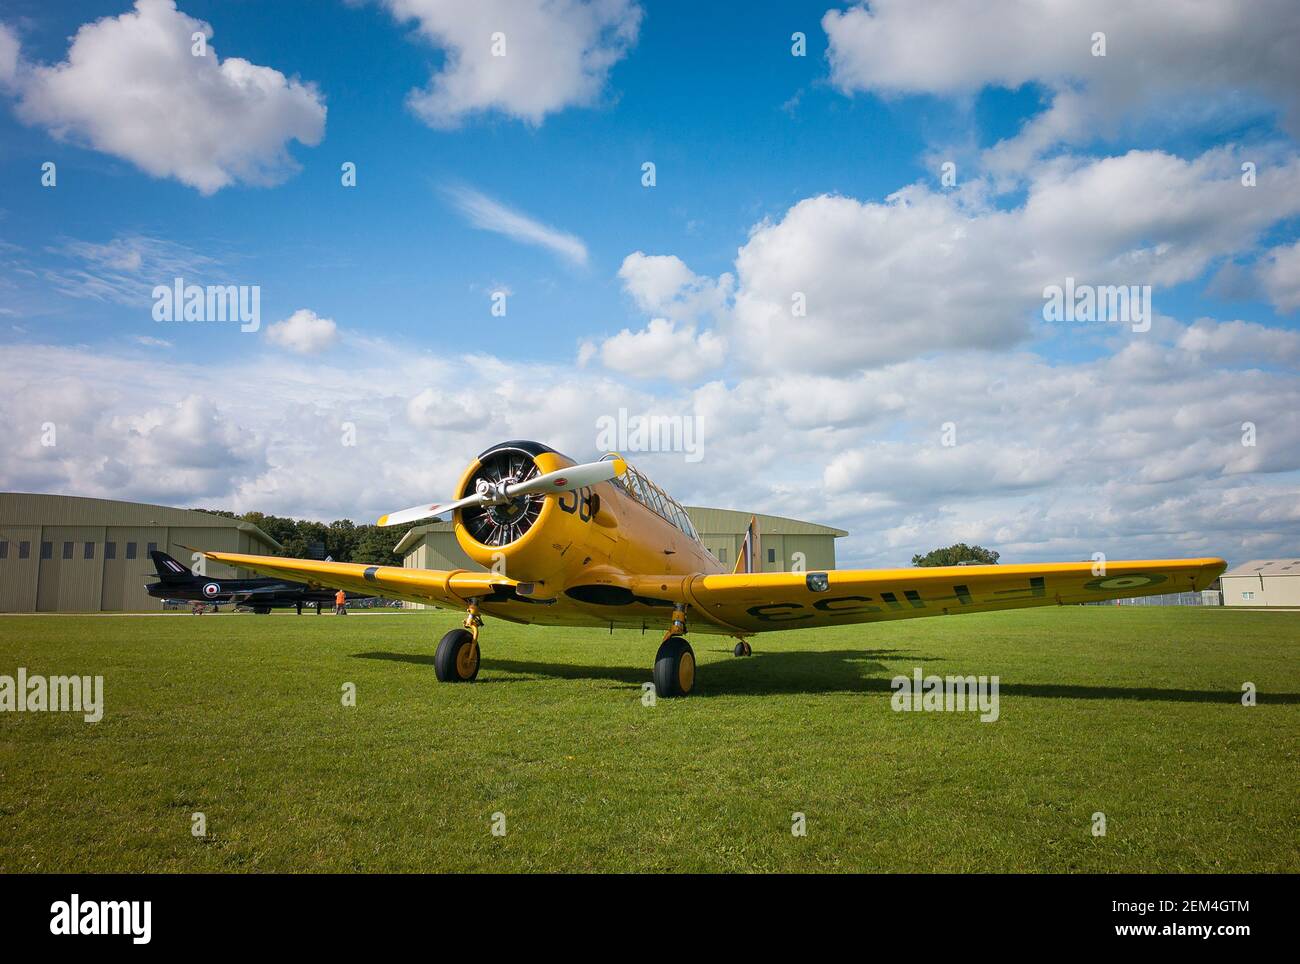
[193,549,516,610]
[633,558,1227,635]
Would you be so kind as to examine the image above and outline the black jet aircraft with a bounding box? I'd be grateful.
[145,550,359,614]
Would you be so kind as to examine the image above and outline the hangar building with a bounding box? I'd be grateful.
[395,506,846,598]
[0,492,281,612]
[1220,559,1300,607]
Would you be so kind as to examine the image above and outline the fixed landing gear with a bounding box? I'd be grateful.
[434,628,480,682]
[434,600,483,683]
[733,640,752,657]
[653,604,696,697]
[654,636,696,697]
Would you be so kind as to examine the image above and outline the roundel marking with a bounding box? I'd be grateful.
[203,582,222,597]
[1083,574,1167,591]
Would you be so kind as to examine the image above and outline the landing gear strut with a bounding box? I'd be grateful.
[653,604,696,697]
[434,600,482,683]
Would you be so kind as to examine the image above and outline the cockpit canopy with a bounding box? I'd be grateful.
[602,454,700,541]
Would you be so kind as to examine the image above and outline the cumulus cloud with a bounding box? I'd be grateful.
[11,0,325,193]
[383,0,641,128]
[265,309,339,355]
[582,318,726,382]
[4,317,1296,565]
[578,253,734,380]
[406,388,491,432]
[1177,318,1300,366]
[823,0,1300,172]
[0,23,19,88]
[584,149,1300,380]
[446,184,588,266]
[1257,239,1300,313]
[617,252,732,322]
[712,147,1300,373]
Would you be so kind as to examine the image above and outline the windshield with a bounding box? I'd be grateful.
[601,455,700,542]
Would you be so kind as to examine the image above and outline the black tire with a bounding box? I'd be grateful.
[653,637,696,697]
[733,641,747,658]
[254,607,271,615]
[434,628,480,683]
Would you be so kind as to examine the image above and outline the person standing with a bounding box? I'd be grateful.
[334,589,347,615]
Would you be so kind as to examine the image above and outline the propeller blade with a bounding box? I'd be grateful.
[503,458,626,499]
[376,492,485,528]
[376,458,625,528]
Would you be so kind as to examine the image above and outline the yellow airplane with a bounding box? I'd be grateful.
[196,440,1227,697]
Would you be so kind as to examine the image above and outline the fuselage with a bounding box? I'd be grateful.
[449,441,726,631]
[145,576,346,607]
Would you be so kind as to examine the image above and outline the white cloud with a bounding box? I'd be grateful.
[12,0,325,193]
[1177,318,1300,366]
[584,318,726,382]
[579,254,735,381]
[406,388,491,431]
[446,185,588,266]
[383,0,641,128]
[585,149,1300,382]
[617,252,732,322]
[703,148,1300,374]
[265,309,339,356]
[1257,239,1300,313]
[0,23,19,88]
[823,0,1300,173]
[2,320,1295,566]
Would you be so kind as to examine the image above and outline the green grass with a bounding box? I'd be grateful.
[0,607,1296,873]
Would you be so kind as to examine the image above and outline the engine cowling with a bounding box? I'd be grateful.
[453,441,574,579]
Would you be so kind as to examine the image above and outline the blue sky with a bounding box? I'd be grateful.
[1,1,1298,567]
[2,0,936,359]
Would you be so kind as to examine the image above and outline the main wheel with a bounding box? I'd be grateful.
[733,640,752,657]
[653,637,696,697]
[434,628,480,683]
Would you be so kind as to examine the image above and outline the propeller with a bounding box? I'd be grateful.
[377,457,626,528]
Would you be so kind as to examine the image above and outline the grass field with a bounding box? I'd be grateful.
[1,606,1296,873]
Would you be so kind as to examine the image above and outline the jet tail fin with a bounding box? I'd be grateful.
[150,550,193,581]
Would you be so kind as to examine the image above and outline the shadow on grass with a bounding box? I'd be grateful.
[352,649,1300,703]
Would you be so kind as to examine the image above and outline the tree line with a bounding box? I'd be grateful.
[195,509,419,566]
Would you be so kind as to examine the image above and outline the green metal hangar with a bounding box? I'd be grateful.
[395,506,847,602]
[0,492,281,612]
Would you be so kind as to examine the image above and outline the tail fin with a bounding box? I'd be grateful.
[733,515,761,574]
[150,550,192,581]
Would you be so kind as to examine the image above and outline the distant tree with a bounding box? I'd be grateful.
[194,508,419,566]
[352,522,418,566]
[911,543,1000,567]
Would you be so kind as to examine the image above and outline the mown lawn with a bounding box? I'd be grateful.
[0,606,1295,872]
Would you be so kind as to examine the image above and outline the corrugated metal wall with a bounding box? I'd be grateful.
[0,494,280,612]
[1221,575,1300,607]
